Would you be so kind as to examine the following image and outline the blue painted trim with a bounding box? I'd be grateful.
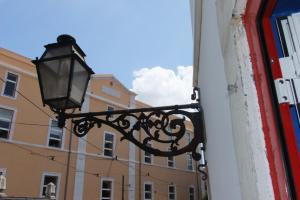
[290,106,300,152]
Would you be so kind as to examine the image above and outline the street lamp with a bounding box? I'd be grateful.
[33,35,207,178]
[33,35,94,127]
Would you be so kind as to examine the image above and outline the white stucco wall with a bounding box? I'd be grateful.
[191,0,274,199]
[224,17,274,200]
[195,0,242,199]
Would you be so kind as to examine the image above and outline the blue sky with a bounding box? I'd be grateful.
[0,0,192,89]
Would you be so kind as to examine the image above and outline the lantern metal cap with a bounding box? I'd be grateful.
[57,34,76,43]
[44,34,87,58]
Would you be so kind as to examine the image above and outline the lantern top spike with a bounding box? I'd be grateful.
[57,34,76,43]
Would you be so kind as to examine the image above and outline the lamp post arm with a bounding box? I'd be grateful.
[54,88,208,180]
[64,103,200,119]
[57,102,205,157]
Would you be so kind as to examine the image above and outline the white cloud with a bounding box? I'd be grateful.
[131,66,193,106]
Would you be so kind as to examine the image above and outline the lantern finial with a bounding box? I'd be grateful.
[57,34,76,43]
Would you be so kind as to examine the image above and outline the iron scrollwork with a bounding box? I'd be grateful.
[59,87,208,180]
[71,104,203,159]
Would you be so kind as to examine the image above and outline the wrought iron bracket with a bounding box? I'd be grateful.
[54,87,208,180]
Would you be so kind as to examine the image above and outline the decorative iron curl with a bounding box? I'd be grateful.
[72,116,101,137]
[198,164,208,181]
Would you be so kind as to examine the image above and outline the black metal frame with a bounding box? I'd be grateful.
[34,53,94,109]
[33,35,94,111]
[54,87,208,179]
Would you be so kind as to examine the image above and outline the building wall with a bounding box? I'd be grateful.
[0,48,199,200]
[191,0,274,199]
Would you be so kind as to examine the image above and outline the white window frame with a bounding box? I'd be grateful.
[0,168,7,176]
[167,130,176,168]
[0,104,17,141]
[186,132,194,170]
[168,184,176,200]
[144,143,153,164]
[277,17,295,57]
[187,152,194,171]
[103,132,115,157]
[1,71,20,99]
[167,147,175,168]
[188,185,195,200]
[47,119,65,149]
[40,172,61,199]
[144,181,153,200]
[186,132,192,143]
[100,177,114,200]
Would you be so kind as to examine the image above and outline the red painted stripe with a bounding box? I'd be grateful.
[243,1,289,199]
[261,0,300,199]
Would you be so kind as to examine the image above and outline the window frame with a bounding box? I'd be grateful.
[144,181,153,200]
[107,105,114,112]
[187,152,194,171]
[40,172,61,199]
[144,143,153,164]
[166,130,176,168]
[186,132,192,143]
[1,71,20,99]
[100,177,114,200]
[103,132,115,157]
[47,119,65,149]
[186,132,194,170]
[168,184,176,200]
[0,105,16,141]
[276,16,294,57]
[0,168,7,176]
[188,185,195,200]
[167,147,175,168]
[107,105,114,119]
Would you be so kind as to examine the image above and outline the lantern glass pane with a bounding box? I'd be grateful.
[39,58,71,101]
[70,59,89,105]
[43,46,72,59]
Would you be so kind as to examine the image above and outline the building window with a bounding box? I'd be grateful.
[167,131,175,168]
[168,185,176,200]
[107,106,114,112]
[107,106,114,119]
[0,107,14,139]
[144,143,152,164]
[41,174,59,198]
[144,182,153,200]
[168,155,175,168]
[189,186,195,200]
[3,72,18,98]
[0,168,6,176]
[167,148,175,168]
[186,132,193,170]
[48,120,63,148]
[0,168,6,191]
[101,179,113,200]
[104,132,114,157]
[186,132,192,143]
[187,153,194,170]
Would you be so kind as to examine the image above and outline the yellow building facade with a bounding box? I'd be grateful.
[0,48,200,200]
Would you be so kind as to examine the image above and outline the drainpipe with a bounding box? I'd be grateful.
[63,124,73,200]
